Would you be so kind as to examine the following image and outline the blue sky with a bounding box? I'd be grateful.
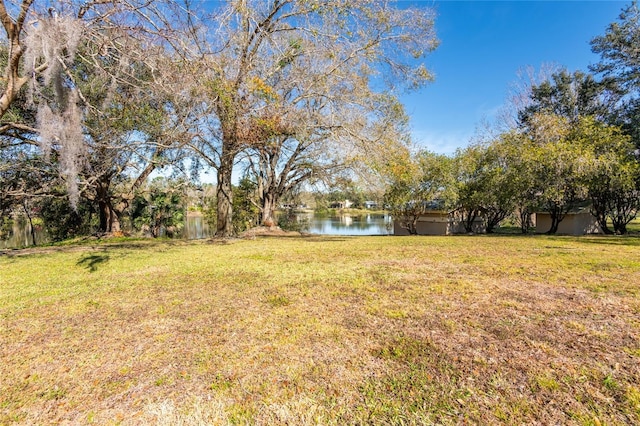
[404,0,628,154]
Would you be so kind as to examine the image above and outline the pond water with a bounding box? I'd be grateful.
[184,215,213,239]
[0,212,391,248]
[300,212,392,236]
[0,220,48,249]
[184,213,392,238]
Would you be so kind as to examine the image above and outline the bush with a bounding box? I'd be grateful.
[38,196,94,241]
[130,183,185,238]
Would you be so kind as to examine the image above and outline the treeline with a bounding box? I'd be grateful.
[3,1,640,244]
[1,177,191,244]
[1,0,438,243]
[386,3,640,235]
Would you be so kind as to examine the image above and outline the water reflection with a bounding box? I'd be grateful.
[1,212,390,248]
[184,214,211,240]
[303,213,392,236]
[0,220,47,249]
[182,213,391,238]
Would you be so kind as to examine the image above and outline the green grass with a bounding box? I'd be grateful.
[626,217,640,233]
[1,234,639,425]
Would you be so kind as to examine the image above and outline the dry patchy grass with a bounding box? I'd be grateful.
[1,234,639,425]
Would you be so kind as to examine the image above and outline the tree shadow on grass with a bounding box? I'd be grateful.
[577,236,640,247]
[300,235,351,242]
[77,253,110,272]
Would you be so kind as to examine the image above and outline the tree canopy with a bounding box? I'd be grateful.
[186,0,438,236]
[2,0,640,243]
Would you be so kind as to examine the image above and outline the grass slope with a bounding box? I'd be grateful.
[1,235,639,425]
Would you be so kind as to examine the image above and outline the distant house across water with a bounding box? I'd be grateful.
[329,200,353,209]
[364,201,378,209]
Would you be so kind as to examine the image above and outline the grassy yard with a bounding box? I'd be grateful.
[1,234,639,425]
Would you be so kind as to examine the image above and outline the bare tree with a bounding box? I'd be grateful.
[492,64,560,134]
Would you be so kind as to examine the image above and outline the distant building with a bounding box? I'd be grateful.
[393,209,485,236]
[364,201,378,209]
[535,205,602,235]
[329,199,353,209]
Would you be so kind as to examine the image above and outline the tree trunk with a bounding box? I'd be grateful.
[609,191,639,235]
[612,215,628,235]
[407,216,419,235]
[595,212,614,235]
[590,196,614,234]
[546,206,563,234]
[485,220,497,234]
[97,199,122,233]
[215,152,234,237]
[518,207,533,234]
[485,208,507,234]
[96,182,121,233]
[462,208,479,233]
[261,192,277,227]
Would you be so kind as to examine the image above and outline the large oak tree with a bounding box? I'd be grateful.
[1,0,195,211]
[190,0,438,237]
